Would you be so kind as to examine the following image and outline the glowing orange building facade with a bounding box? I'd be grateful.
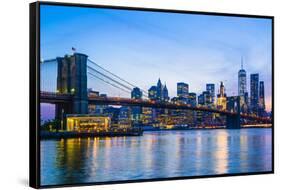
[66,114,111,132]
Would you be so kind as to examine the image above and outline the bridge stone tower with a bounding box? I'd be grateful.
[226,96,241,129]
[56,53,88,124]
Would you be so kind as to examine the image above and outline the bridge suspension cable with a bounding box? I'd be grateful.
[88,58,148,95]
[88,72,131,94]
[87,65,132,91]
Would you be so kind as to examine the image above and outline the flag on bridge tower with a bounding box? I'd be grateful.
[72,47,76,52]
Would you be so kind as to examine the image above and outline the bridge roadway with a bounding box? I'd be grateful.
[40,92,271,123]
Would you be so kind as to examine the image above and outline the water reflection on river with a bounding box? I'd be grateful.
[40,128,272,186]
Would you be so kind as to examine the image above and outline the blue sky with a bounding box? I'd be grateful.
[40,4,272,111]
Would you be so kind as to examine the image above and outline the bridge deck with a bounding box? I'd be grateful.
[40,92,271,122]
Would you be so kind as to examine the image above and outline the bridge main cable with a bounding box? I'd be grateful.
[87,65,133,91]
[88,72,131,94]
[87,64,148,98]
[88,58,148,95]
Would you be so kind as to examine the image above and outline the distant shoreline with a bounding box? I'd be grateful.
[40,126,271,140]
[40,130,143,140]
[143,126,272,131]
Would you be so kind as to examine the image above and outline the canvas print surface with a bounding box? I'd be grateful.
[39,4,273,186]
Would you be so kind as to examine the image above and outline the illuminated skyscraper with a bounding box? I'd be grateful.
[163,83,169,102]
[244,92,249,105]
[156,78,163,101]
[259,81,265,111]
[188,92,197,106]
[149,78,169,102]
[238,57,247,96]
[131,87,143,125]
[118,106,132,128]
[177,82,189,98]
[148,86,157,100]
[250,73,259,114]
[217,81,227,110]
[187,92,197,125]
[206,84,215,104]
[131,87,143,99]
[198,94,205,105]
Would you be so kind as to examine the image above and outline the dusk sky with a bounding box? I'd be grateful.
[40,4,272,113]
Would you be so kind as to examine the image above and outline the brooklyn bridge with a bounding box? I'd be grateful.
[40,52,271,130]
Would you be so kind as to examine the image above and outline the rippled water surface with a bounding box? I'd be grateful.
[41,128,272,186]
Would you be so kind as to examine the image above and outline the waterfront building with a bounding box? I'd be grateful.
[104,107,120,129]
[206,84,215,104]
[66,114,111,132]
[118,106,132,129]
[217,81,227,110]
[177,82,189,98]
[238,58,247,96]
[250,73,259,114]
[131,106,142,126]
[142,107,154,125]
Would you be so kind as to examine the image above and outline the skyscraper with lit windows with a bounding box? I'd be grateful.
[156,78,163,101]
[148,86,157,100]
[250,73,259,114]
[238,57,247,96]
[131,87,142,99]
[217,81,227,110]
[177,82,189,98]
[163,84,169,102]
[259,81,265,114]
[206,84,215,104]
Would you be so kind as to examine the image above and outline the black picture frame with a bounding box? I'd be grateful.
[29,1,274,188]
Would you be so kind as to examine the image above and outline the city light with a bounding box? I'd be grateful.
[40,53,271,134]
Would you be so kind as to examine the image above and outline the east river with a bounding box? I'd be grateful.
[40,128,272,186]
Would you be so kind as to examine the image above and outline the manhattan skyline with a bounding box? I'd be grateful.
[40,5,272,111]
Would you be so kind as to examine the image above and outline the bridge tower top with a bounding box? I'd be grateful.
[56,53,88,114]
[56,53,88,95]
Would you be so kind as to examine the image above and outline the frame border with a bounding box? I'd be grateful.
[29,1,274,189]
[30,2,41,188]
